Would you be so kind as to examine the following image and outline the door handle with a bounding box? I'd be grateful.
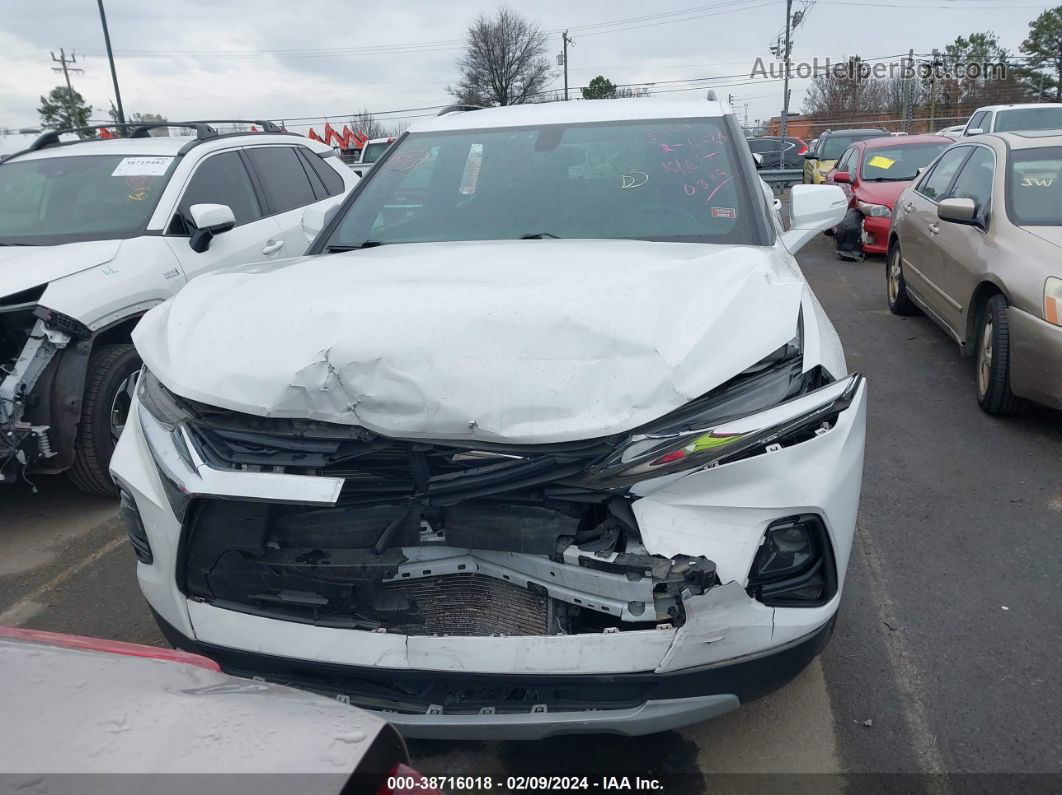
[261,239,285,255]
[928,222,940,235]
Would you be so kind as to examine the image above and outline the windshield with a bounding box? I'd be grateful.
[360,141,392,163]
[860,142,951,181]
[821,133,884,160]
[327,118,758,248]
[1007,146,1062,226]
[995,108,1062,133]
[0,154,175,245]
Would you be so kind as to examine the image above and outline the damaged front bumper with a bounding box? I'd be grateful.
[111,372,867,738]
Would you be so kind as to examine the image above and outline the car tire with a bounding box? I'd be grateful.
[975,294,1027,416]
[69,344,142,496]
[886,243,917,315]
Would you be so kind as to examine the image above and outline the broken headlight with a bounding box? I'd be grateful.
[587,342,861,487]
[137,368,194,431]
[856,200,892,218]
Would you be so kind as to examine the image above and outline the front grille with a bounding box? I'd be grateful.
[382,573,550,636]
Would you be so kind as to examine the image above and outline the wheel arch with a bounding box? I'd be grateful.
[28,312,145,474]
[962,278,1010,355]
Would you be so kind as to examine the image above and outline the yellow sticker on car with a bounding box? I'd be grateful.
[867,155,895,169]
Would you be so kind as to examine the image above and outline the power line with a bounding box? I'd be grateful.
[79,0,782,60]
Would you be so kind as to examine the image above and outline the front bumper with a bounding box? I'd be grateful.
[861,215,891,255]
[151,607,835,739]
[1008,306,1062,409]
[111,376,867,736]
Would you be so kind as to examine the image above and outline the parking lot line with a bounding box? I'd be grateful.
[0,534,125,627]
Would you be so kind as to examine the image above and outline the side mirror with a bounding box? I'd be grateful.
[302,201,341,242]
[937,197,978,224]
[781,184,848,253]
[965,128,984,136]
[188,203,236,254]
[803,151,818,160]
[752,152,764,170]
[832,171,852,184]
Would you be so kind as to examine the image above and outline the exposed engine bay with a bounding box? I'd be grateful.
[0,289,79,484]
[180,413,721,637]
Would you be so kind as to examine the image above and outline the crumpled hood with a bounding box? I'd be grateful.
[0,240,121,298]
[135,239,805,442]
[854,180,909,208]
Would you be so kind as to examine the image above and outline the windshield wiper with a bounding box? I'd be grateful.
[326,241,385,253]
[520,232,561,239]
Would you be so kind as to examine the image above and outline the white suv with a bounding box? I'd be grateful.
[114,100,863,738]
[962,103,1062,136]
[0,121,357,494]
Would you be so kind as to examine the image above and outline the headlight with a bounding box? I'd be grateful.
[138,368,194,431]
[588,373,860,486]
[587,317,861,487]
[1044,276,1062,326]
[857,200,892,218]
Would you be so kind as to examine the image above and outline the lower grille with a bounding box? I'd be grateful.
[383,574,550,636]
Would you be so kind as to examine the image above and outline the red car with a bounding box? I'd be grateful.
[826,134,952,259]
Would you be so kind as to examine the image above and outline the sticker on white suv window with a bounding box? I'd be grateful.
[111,157,174,177]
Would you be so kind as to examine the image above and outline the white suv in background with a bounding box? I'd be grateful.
[0,120,356,495]
[962,103,1062,136]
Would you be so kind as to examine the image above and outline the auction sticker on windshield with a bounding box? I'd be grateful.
[111,156,174,177]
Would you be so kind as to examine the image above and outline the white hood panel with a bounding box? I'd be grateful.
[0,240,121,298]
[135,240,804,442]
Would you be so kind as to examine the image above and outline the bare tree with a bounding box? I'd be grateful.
[449,8,552,106]
[801,56,884,117]
[351,109,390,140]
[615,85,651,98]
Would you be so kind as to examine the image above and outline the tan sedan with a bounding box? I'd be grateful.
[886,131,1062,414]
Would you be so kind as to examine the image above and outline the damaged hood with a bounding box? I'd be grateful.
[135,239,805,442]
[0,239,121,298]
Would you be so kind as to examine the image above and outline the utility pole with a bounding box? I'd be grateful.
[778,0,793,167]
[903,48,915,134]
[561,30,573,101]
[929,49,939,129]
[50,48,84,128]
[97,0,126,126]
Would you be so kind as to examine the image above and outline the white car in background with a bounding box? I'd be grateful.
[0,121,357,495]
[962,103,1062,136]
[937,124,966,139]
[113,98,864,739]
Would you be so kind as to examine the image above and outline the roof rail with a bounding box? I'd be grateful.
[0,120,289,164]
[437,104,485,116]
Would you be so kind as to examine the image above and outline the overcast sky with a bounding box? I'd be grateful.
[0,0,1054,135]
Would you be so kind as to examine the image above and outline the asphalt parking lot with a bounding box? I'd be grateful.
[1,231,1059,788]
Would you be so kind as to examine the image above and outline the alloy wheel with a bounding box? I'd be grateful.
[977,315,994,397]
[888,251,901,303]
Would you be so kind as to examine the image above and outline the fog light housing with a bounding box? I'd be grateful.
[747,514,835,607]
[119,490,153,564]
